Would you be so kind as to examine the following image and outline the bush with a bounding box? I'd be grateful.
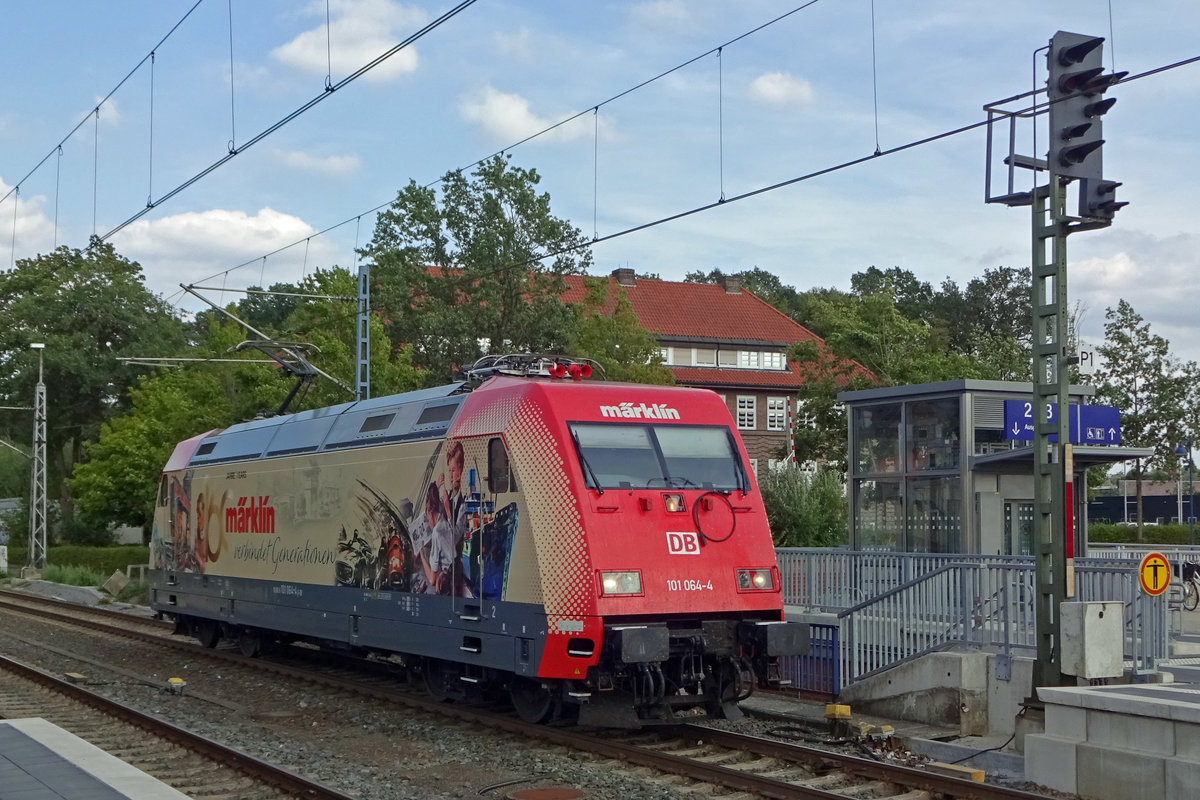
[760,466,848,548]
[4,544,149,578]
[1088,522,1197,546]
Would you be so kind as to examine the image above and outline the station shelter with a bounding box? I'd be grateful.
[837,380,1152,556]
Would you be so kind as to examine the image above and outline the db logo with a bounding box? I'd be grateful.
[666,531,700,555]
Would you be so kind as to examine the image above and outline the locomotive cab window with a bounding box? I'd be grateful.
[570,422,745,491]
[488,437,515,493]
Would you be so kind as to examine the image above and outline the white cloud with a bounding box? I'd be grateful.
[92,96,121,127]
[459,86,603,144]
[110,207,342,297]
[273,149,361,176]
[0,178,56,260]
[748,72,815,107]
[493,28,533,60]
[272,0,426,84]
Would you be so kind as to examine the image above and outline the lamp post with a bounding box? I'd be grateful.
[28,343,47,572]
[1177,436,1196,548]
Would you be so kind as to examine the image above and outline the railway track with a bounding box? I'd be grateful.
[0,653,361,800]
[0,588,1055,799]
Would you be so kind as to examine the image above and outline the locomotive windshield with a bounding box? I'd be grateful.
[569,422,747,491]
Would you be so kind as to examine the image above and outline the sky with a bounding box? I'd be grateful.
[2,0,1199,366]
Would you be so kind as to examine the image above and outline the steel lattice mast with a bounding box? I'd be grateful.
[28,343,47,571]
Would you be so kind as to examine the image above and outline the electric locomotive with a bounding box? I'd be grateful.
[149,357,807,725]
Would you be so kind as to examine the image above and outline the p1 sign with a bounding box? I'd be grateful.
[1077,348,1097,376]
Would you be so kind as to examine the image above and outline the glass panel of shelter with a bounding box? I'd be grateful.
[851,397,965,552]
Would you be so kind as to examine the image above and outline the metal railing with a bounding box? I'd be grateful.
[777,549,1169,686]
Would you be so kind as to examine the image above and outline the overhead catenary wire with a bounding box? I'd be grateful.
[0,0,205,210]
[101,0,481,240]
[185,1,826,290]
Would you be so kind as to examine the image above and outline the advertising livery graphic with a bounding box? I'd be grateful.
[151,438,518,600]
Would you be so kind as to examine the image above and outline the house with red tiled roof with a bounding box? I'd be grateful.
[562,268,863,473]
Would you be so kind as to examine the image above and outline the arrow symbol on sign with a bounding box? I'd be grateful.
[1109,427,1117,440]
[1011,423,1021,436]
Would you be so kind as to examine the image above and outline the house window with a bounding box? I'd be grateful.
[718,350,738,367]
[674,348,693,366]
[694,348,716,366]
[659,347,671,364]
[767,397,787,431]
[737,396,756,430]
[763,351,785,370]
[749,458,759,476]
[738,350,761,368]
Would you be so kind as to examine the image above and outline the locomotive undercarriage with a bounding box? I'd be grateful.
[171,611,805,728]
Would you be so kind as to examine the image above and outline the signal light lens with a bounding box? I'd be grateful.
[736,568,775,592]
[663,493,685,513]
[601,571,643,596]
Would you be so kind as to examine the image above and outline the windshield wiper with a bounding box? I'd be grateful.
[571,430,604,495]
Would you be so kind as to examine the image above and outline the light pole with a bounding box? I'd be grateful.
[28,343,47,572]
[1177,436,1195,548]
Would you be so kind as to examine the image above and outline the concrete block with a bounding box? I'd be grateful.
[1077,742,1165,800]
[102,569,129,597]
[1165,755,1200,800]
[1173,721,1200,760]
[1061,601,1125,679]
[1046,704,1087,740]
[1087,708,1174,755]
[1024,733,1077,795]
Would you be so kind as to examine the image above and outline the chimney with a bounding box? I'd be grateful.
[722,274,742,294]
[612,267,636,287]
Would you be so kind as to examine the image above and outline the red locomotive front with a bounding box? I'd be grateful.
[451,376,807,724]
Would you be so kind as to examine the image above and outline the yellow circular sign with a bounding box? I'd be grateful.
[1138,551,1171,596]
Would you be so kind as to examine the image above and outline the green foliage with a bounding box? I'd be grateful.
[1087,523,1194,546]
[364,155,591,384]
[759,467,848,548]
[566,278,673,384]
[1095,300,1188,540]
[4,544,148,577]
[0,238,187,534]
[278,267,424,406]
[42,563,109,587]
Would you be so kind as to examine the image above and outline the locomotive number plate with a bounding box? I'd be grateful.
[666,578,713,592]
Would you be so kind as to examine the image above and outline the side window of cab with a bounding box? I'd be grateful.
[488,437,516,493]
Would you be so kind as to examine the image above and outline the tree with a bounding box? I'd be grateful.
[1095,300,1187,540]
[787,339,872,470]
[565,278,673,384]
[0,238,187,538]
[759,466,848,547]
[279,267,424,407]
[363,155,591,383]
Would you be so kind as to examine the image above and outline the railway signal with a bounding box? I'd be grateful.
[1047,31,1127,220]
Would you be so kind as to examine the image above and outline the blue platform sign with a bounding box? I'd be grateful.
[1003,400,1121,445]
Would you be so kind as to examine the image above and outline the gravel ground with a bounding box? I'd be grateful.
[0,595,753,800]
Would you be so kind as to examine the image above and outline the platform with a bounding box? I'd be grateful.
[0,718,188,800]
[1025,683,1200,800]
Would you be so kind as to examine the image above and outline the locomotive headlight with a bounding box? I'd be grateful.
[663,493,685,513]
[600,571,643,596]
[736,568,775,591]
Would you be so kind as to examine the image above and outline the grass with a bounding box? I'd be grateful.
[3,544,152,604]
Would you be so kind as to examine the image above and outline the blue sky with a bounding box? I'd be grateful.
[3,0,1199,363]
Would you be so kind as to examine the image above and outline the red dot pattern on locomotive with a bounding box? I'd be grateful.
[508,395,591,626]
[449,385,592,627]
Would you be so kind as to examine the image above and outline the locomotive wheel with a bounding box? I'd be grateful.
[509,677,554,724]
[423,659,453,702]
[193,618,220,649]
[237,628,262,658]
